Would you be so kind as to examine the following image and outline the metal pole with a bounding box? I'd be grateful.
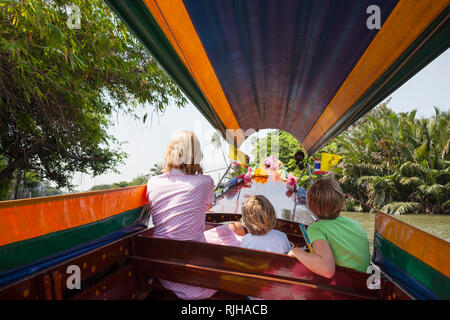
[307,157,314,186]
[214,162,232,191]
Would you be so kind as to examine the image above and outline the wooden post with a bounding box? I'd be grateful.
[38,274,53,300]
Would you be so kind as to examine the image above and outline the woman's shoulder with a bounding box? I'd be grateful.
[175,172,212,182]
[147,172,167,184]
[190,173,214,186]
[197,173,214,182]
[148,171,212,181]
[146,172,213,192]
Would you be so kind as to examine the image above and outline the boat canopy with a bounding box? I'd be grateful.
[106,0,449,154]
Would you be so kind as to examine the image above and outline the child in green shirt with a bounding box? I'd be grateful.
[288,177,370,277]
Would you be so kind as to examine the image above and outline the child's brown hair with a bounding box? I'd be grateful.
[241,195,277,235]
[307,176,345,219]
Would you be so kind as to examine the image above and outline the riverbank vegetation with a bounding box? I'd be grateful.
[334,103,449,215]
[89,163,162,191]
[252,102,449,215]
[0,0,185,200]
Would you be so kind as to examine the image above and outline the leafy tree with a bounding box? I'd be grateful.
[245,102,449,214]
[89,183,114,191]
[210,131,227,165]
[333,102,449,214]
[250,130,318,188]
[250,130,297,170]
[0,0,186,199]
[149,163,163,177]
[0,155,9,197]
[89,164,162,191]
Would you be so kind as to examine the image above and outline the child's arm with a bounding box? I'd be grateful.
[287,239,335,278]
[229,221,246,236]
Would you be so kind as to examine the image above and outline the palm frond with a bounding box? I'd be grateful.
[356,175,377,188]
[382,202,421,215]
[435,171,450,185]
[441,139,449,161]
[399,161,427,178]
[399,176,423,188]
[443,199,450,212]
[413,143,428,162]
[419,183,446,197]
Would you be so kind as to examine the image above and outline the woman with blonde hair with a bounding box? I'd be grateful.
[146,130,243,299]
[162,129,204,175]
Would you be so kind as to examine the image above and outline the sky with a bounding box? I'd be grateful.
[72,48,449,191]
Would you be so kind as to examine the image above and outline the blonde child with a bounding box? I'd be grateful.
[240,195,291,254]
[288,177,370,278]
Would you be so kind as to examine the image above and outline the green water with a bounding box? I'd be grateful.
[340,212,450,253]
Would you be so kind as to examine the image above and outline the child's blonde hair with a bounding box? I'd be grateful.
[163,130,203,175]
[307,176,345,219]
[241,195,277,235]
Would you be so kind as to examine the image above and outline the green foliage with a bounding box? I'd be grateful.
[444,199,450,212]
[0,156,10,198]
[382,202,421,215]
[149,163,163,177]
[250,130,307,177]
[89,163,162,191]
[6,170,62,199]
[400,162,427,178]
[246,102,449,214]
[332,102,449,214]
[89,181,128,191]
[0,0,186,199]
[344,197,363,212]
[89,176,143,191]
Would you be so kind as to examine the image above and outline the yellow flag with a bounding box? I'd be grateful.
[320,153,343,172]
[228,144,249,166]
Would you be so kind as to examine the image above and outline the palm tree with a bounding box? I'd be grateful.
[332,102,449,214]
[149,163,163,177]
[210,131,228,165]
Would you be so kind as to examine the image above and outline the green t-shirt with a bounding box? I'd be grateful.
[306,216,370,273]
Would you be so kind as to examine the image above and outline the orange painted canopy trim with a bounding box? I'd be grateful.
[375,211,450,278]
[143,0,240,133]
[0,185,147,247]
[302,0,449,151]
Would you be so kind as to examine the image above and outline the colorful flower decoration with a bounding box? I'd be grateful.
[286,173,298,191]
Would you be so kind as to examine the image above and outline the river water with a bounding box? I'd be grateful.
[341,211,450,253]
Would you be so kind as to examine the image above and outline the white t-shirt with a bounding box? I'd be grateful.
[241,230,292,254]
